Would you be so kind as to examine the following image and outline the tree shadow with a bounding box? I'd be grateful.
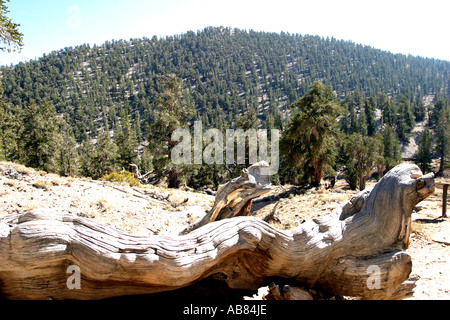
[413,218,446,224]
[105,278,254,303]
[251,186,307,213]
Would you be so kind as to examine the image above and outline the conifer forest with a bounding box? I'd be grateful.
[1,27,449,190]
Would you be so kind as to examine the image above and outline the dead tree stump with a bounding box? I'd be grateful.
[180,161,272,235]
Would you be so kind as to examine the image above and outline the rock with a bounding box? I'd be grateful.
[4,165,20,180]
[283,286,314,300]
[264,283,314,300]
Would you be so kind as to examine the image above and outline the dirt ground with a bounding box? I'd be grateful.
[0,161,448,300]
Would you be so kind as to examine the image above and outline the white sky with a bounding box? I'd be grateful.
[1,0,450,66]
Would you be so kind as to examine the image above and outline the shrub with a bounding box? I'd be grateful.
[32,180,51,190]
[99,171,140,187]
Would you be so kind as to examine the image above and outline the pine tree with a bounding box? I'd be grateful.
[357,108,368,136]
[397,94,415,141]
[0,0,23,52]
[435,101,450,173]
[55,119,78,177]
[413,96,426,122]
[78,139,96,178]
[235,105,259,168]
[414,128,432,173]
[146,73,195,187]
[378,93,396,128]
[139,147,153,177]
[0,87,10,160]
[93,129,117,178]
[349,107,358,134]
[21,99,60,172]
[0,85,22,161]
[429,98,446,128]
[134,111,142,143]
[280,81,343,187]
[382,125,402,172]
[115,110,137,170]
[364,97,377,136]
[344,133,384,190]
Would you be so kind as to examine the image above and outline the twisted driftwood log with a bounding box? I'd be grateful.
[0,163,434,300]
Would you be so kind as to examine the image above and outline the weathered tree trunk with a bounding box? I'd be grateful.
[180,161,272,235]
[0,164,434,300]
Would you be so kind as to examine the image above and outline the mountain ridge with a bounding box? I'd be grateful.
[1,27,449,142]
[0,27,449,184]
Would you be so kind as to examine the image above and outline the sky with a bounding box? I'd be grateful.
[1,0,450,66]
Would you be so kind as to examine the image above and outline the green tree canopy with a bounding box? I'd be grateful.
[146,73,195,187]
[414,128,432,173]
[0,0,23,52]
[344,133,384,190]
[435,100,450,172]
[280,81,343,187]
[116,110,137,169]
[382,124,402,172]
[21,99,60,172]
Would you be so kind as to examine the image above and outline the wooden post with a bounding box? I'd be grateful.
[443,184,448,218]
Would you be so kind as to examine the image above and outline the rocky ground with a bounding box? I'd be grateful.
[0,161,448,300]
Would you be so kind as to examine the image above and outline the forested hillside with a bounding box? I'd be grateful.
[0,27,449,188]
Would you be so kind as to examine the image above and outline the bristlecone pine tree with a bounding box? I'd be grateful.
[414,128,432,173]
[281,81,343,187]
[146,73,195,188]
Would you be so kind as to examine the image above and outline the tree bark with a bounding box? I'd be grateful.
[180,161,272,234]
[0,163,434,300]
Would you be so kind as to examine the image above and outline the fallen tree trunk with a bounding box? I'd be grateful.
[0,164,434,300]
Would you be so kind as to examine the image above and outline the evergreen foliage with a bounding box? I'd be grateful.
[0,0,23,52]
[115,110,137,169]
[414,128,432,173]
[343,133,384,190]
[21,99,60,172]
[434,100,450,172]
[0,27,449,188]
[1,27,448,144]
[280,81,343,187]
[146,73,195,187]
[382,125,402,172]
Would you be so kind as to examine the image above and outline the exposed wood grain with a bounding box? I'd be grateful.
[0,163,434,300]
[180,161,271,234]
